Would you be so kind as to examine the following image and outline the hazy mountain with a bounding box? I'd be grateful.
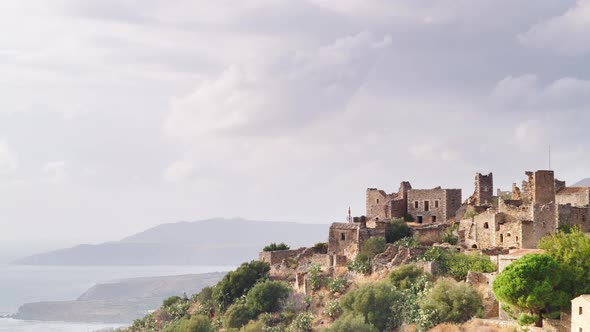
[14,218,329,266]
[15,272,225,323]
[573,178,590,187]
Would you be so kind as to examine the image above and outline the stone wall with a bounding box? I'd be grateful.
[532,170,556,205]
[411,223,449,245]
[557,187,590,207]
[259,248,306,265]
[366,189,390,221]
[558,204,590,232]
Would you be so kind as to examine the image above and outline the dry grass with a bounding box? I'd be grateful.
[429,320,516,332]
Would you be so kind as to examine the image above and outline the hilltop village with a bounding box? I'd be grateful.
[258,169,590,331]
[124,169,590,332]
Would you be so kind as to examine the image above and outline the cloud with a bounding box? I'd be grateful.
[163,161,194,183]
[519,0,590,55]
[489,74,590,110]
[164,31,390,138]
[0,140,18,175]
[43,161,67,184]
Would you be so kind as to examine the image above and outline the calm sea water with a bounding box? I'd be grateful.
[0,264,233,332]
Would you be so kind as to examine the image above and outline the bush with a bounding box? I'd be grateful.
[323,299,343,319]
[308,265,323,292]
[323,314,377,332]
[313,242,328,252]
[224,303,256,329]
[213,261,270,311]
[360,237,387,260]
[441,224,459,245]
[163,296,182,307]
[246,281,291,313]
[417,248,496,280]
[327,277,347,294]
[419,278,482,326]
[340,281,402,331]
[162,315,212,332]
[389,264,432,290]
[393,236,419,248]
[240,320,266,332]
[263,243,290,252]
[288,312,314,332]
[347,258,371,275]
[385,219,412,243]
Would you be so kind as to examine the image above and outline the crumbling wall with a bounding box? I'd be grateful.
[532,170,556,205]
[412,223,449,245]
[371,245,427,275]
[466,271,498,318]
[259,248,307,265]
[495,213,523,249]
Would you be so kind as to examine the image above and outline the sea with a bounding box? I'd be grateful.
[0,264,233,332]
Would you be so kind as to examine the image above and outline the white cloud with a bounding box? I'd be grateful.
[0,140,18,175]
[164,31,390,138]
[519,0,590,55]
[409,142,461,162]
[163,161,194,183]
[43,161,67,184]
[489,74,590,110]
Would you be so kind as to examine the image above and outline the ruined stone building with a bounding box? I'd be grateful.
[461,170,590,250]
[366,182,462,224]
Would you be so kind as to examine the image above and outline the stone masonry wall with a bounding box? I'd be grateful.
[407,188,462,224]
[445,189,462,220]
[556,187,590,207]
[366,189,389,221]
[532,170,556,205]
[259,248,307,265]
[558,204,590,232]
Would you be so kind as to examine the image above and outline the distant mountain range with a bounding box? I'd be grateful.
[14,218,329,266]
[573,178,590,187]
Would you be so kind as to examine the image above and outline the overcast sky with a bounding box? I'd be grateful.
[1,0,590,255]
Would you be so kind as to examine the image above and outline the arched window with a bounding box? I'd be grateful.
[483,222,489,229]
[472,244,477,249]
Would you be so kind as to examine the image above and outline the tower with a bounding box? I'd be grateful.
[474,173,493,206]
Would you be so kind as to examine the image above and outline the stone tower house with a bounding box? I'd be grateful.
[474,173,493,206]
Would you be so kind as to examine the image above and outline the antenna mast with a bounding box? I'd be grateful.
[549,144,551,170]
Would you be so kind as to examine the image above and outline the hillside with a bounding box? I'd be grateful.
[14,218,328,266]
[15,272,225,323]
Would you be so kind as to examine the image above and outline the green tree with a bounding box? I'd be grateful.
[213,261,270,311]
[385,219,411,243]
[263,242,290,252]
[538,227,590,297]
[419,278,482,326]
[492,254,569,327]
[389,264,431,290]
[323,314,378,332]
[245,281,291,313]
[340,281,402,331]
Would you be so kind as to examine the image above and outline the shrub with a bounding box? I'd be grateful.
[263,243,290,252]
[246,281,291,313]
[360,237,387,260]
[224,303,256,329]
[417,248,496,280]
[166,315,213,332]
[308,265,323,292]
[163,296,182,307]
[313,242,328,252]
[347,258,371,275]
[240,320,266,332]
[340,281,402,331]
[213,261,270,311]
[323,299,343,319]
[419,278,482,327]
[441,224,459,245]
[389,264,432,290]
[323,314,377,332]
[393,236,419,248]
[385,219,412,243]
[288,312,314,332]
[327,277,347,294]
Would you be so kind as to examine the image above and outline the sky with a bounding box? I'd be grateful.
[1,0,590,256]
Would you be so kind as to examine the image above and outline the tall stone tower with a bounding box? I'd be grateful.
[474,173,493,206]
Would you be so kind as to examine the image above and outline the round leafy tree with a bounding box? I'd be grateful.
[492,254,569,327]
